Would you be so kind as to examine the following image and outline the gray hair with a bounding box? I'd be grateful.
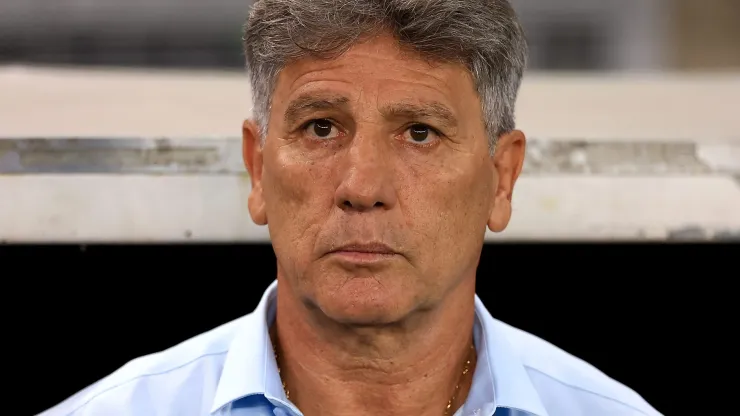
[243,0,528,154]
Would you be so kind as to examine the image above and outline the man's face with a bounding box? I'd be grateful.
[244,33,525,324]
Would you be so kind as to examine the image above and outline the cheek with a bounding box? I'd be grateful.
[262,150,336,252]
[263,160,310,209]
[400,158,492,257]
[265,146,332,207]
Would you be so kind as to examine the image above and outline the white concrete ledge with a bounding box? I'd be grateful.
[2,174,739,242]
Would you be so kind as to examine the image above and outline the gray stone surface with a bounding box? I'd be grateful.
[2,137,739,176]
[0,137,243,174]
[666,226,740,241]
[525,140,718,175]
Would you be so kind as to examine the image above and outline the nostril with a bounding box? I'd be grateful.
[340,199,384,210]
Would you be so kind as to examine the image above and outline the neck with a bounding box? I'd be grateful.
[272,274,477,416]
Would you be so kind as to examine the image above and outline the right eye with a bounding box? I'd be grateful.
[304,119,341,140]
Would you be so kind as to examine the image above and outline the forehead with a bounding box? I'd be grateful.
[272,34,481,117]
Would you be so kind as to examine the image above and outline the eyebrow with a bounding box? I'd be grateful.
[283,93,351,126]
[380,101,458,130]
[282,93,458,130]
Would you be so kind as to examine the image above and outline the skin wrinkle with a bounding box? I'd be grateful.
[242,31,525,416]
[283,94,352,128]
[247,0,527,151]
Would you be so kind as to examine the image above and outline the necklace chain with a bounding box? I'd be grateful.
[273,342,475,416]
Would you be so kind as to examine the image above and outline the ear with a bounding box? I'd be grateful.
[243,119,267,226]
[488,130,526,233]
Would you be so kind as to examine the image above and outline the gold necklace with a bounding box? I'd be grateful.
[273,343,475,416]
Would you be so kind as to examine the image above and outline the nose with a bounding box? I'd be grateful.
[334,135,397,212]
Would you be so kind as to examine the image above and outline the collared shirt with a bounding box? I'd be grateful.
[40,281,662,416]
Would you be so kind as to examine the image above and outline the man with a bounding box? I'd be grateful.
[41,1,661,415]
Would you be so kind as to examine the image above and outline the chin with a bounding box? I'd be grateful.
[309,268,417,325]
[322,300,405,326]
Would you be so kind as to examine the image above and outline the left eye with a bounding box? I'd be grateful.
[403,124,439,145]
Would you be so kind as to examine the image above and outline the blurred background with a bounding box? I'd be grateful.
[2,2,735,415]
[1,0,739,242]
[1,0,739,71]
[2,0,739,243]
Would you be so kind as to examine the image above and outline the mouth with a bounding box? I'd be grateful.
[327,242,399,264]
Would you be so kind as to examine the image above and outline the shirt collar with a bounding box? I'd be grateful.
[465,296,549,416]
[210,280,285,414]
[211,281,548,416]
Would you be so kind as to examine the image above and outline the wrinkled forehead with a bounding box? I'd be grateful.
[270,34,482,122]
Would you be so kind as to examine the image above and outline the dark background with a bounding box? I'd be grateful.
[6,242,726,415]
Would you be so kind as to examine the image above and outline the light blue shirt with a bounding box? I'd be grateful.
[41,281,662,416]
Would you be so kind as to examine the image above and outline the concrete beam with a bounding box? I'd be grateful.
[1,137,739,242]
[2,66,738,242]
[2,173,739,243]
[1,137,739,176]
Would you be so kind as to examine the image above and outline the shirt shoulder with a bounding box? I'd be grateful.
[497,320,662,416]
[39,316,247,416]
